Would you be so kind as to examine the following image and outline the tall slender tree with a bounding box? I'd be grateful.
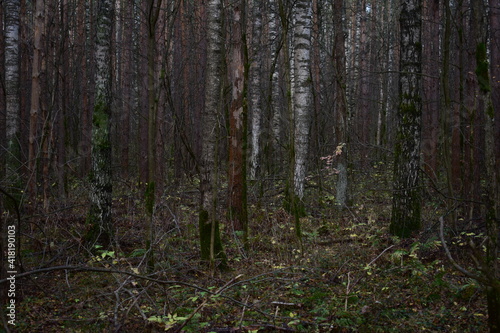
[284,0,313,243]
[249,0,263,180]
[199,0,227,268]
[0,3,5,183]
[390,0,423,237]
[333,0,349,208]
[4,0,21,190]
[145,0,163,271]
[421,0,440,181]
[228,1,248,243]
[472,0,500,328]
[292,1,313,202]
[86,0,114,247]
[28,0,45,199]
[77,0,92,177]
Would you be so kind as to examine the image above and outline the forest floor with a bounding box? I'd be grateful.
[2,162,490,332]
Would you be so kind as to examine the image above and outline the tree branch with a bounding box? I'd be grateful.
[439,216,488,284]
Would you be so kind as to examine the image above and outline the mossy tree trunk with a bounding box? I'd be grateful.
[199,0,227,269]
[390,0,422,238]
[87,0,114,248]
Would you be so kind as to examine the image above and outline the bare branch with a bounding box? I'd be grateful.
[439,216,488,284]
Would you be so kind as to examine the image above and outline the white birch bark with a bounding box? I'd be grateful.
[390,0,423,237]
[88,0,114,245]
[201,0,222,214]
[249,0,263,180]
[269,0,283,156]
[292,0,313,199]
[4,0,21,183]
[199,0,226,266]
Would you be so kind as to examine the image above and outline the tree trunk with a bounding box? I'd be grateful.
[291,0,313,200]
[473,0,500,330]
[268,0,283,174]
[289,0,313,242]
[28,0,45,199]
[144,0,162,271]
[491,0,500,175]
[78,0,92,177]
[4,0,21,189]
[87,0,114,248]
[421,0,440,181]
[0,2,5,183]
[228,2,248,242]
[390,0,423,238]
[120,0,132,179]
[333,0,349,209]
[441,0,460,227]
[249,0,263,180]
[199,0,227,269]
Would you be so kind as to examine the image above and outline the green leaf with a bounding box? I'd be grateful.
[130,248,146,257]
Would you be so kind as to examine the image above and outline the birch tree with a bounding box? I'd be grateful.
[292,0,313,201]
[4,0,21,189]
[269,0,283,169]
[87,0,114,247]
[290,0,313,239]
[390,0,423,238]
[199,0,227,269]
[249,0,263,180]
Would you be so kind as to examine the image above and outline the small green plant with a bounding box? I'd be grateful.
[148,313,188,331]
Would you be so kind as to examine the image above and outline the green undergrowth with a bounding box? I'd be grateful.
[3,168,490,332]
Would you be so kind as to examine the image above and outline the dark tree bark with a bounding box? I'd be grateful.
[228,1,248,241]
[78,0,92,177]
[472,0,500,329]
[27,0,42,198]
[421,0,440,181]
[390,0,423,238]
[119,0,133,178]
[489,0,500,180]
[145,0,163,270]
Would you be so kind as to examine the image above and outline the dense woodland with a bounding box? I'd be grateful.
[1,0,500,331]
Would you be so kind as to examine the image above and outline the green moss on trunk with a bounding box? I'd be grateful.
[145,181,155,216]
[85,209,112,248]
[284,183,305,246]
[475,43,491,93]
[199,209,228,270]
